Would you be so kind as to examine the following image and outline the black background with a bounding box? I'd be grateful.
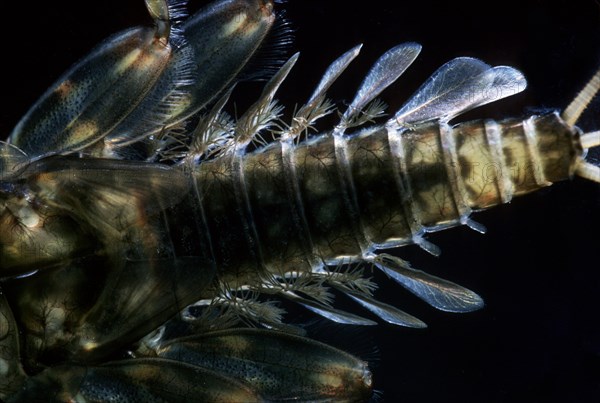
[2,1,599,402]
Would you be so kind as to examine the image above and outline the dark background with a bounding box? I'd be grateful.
[2,1,599,402]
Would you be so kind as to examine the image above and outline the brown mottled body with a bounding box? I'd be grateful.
[194,112,583,287]
[2,0,598,400]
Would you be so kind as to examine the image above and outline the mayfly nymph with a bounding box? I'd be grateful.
[1,0,599,401]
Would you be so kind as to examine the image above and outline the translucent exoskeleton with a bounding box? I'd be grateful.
[1,0,599,401]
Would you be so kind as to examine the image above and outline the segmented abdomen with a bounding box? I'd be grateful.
[191,112,580,285]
